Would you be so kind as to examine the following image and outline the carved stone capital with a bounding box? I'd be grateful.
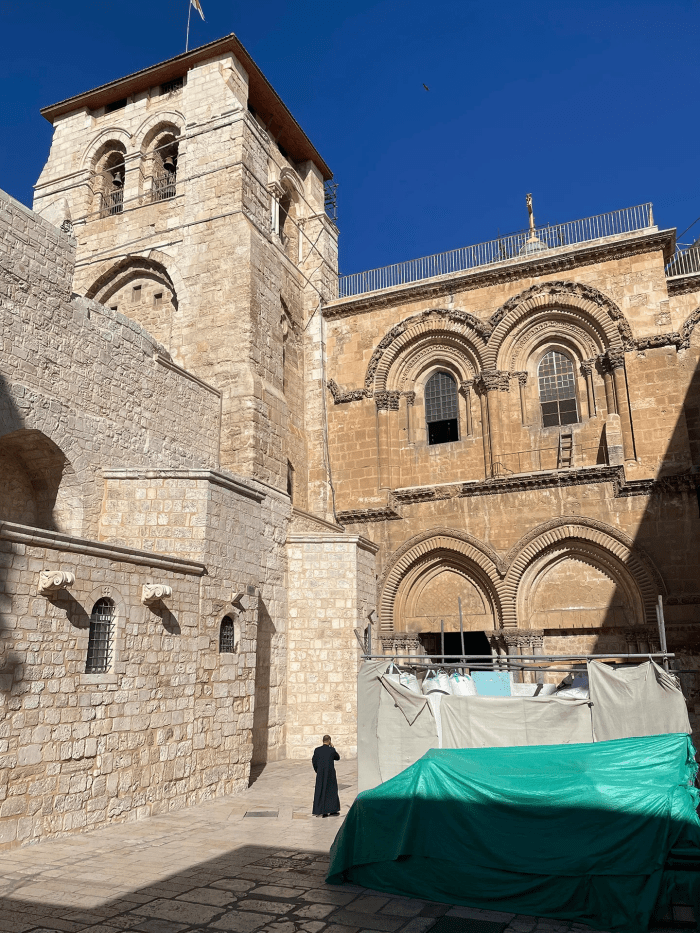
[476,370,510,393]
[38,570,75,597]
[402,391,416,407]
[458,380,474,398]
[267,180,285,200]
[605,348,626,370]
[142,583,173,606]
[580,359,594,376]
[375,390,401,411]
[380,634,423,654]
[514,371,528,387]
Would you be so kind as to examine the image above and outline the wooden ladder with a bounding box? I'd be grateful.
[557,429,574,469]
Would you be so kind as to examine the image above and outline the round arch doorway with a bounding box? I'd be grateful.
[394,553,498,661]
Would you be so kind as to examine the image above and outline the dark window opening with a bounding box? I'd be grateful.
[132,285,141,302]
[220,616,237,653]
[287,461,294,502]
[425,371,459,446]
[105,98,127,114]
[538,350,579,427]
[86,598,115,673]
[419,630,492,663]
[277,142,289,159]
[110,305,118,312]
[247,102,257,116]
[161,77,183,95]
[153,292,163,306]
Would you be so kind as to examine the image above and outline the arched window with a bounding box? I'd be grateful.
[425,371,459,445]
[219,616,238,653]
[538,350,579,427]
[85,598,115,673]
[151,134,179,202]
[99,151,125,217]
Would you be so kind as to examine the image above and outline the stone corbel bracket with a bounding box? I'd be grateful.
[231,592,251,612]
[142,583,173,607]
[38,570,75,597]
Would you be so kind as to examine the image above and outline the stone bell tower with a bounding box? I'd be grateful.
[34,34,339,512]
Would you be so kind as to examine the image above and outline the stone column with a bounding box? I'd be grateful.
[530,630,544,685]
[375,391,400,491]
[476,371,510,476]
[606,349,635,461]
[516,372,528,425]
[503,630,523,683]
[402,391,416,444]
[459,380,474,437]
[267,181,284,235]
[580,360,596,418]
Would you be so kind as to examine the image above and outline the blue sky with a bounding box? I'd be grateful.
[1,0,699,276]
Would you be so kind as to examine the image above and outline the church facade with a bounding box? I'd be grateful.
[1,33,699,848]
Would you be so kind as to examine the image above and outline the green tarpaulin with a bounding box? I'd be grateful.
[328,734,700,933]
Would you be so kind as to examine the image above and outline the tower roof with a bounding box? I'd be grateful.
[40,33,333,181]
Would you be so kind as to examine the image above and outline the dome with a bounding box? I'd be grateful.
[519,235,549,257]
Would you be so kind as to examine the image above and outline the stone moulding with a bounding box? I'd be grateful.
[335,506,402,525]
[102,468,266,502]
[290,507,344,534]
[286,533,380,555]
[333,468,700,520]
[680,306,700,349]
[323,230,675,319]
[38,569,75,596]
[667,276,700,297]
[0,520,206,577]
[142,583,173,606]
[326,379,370,404]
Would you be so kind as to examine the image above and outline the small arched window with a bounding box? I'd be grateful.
[85,598,115,673]
[219,615,238,654]
[538,350,579,427]
[425,371,459,445]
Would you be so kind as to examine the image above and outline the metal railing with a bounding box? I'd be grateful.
[491,443,608,477]
[101,188,123,217]
[665,245,700,278]
[152,172,177,202]
[338,203,654,298]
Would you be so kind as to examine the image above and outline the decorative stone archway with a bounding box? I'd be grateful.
[503,518,664,629]
[378,529,506,636]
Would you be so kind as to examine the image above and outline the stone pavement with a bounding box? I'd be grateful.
[0,759,689,933]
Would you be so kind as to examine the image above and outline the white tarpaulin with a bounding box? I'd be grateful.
[588,659,691,742]
[358,659,691,792]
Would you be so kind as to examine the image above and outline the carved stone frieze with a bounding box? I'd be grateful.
[680,306,700,349]
[375,390,401,411]
[363,308,488,392]
[326,379,369,404]
[38,570,75,597]
[634,333,683,352]
[379,634,423,655]
[142,583,173,606]
[508,318,601,370]
[335,506,403,524]
[666,595,700,605]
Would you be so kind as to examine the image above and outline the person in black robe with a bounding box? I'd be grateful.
[312,734,340,817]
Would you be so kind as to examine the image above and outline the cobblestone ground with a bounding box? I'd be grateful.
[0,759,690,933]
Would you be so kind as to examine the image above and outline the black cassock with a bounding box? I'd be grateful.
[312,744,340,815]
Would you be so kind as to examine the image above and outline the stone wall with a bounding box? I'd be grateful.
[323,233,700,668]
[286,521,378,760]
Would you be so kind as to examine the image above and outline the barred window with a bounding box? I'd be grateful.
[220,616,237,654]
[425,371,459,445]
[538,350,579,427]
[85,598,115,673]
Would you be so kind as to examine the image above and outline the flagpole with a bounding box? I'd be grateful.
[186,0,192,52]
